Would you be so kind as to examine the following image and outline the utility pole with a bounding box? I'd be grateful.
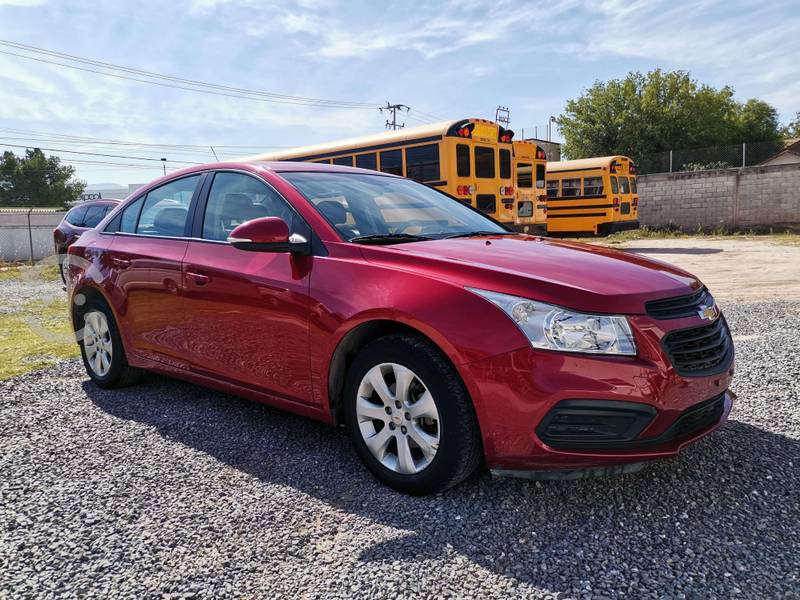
[160,157,167,176]
[380,102,409,130]
[495,106,510,127]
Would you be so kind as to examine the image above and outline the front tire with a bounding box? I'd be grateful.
[343,334,482,495]
[77,298,141,389]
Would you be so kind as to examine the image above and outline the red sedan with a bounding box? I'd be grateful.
[65,161,734,495]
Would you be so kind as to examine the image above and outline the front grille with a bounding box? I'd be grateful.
[646,287,710,319]
[662,317,733,377]
[476,194,496,214]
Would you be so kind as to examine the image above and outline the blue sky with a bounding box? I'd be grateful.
[0,0,798,186]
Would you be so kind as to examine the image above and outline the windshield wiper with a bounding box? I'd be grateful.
[442,230,518,239]
[349,233,433,245]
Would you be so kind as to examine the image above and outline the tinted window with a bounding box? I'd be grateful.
[546,180,559,198]
[202,173,294,242]
[120,196,145,233]
[282,172,505,241]
[379,149,403,175]
[475,146,495,178]
[355,153,377,170]
[630,178,638,193]
[499,149,511,179]
[610,176,619,194]
[536,164,546,188]
[619,176,630,194]
[583,176,604,196]
[456,144,470,177]
[82,205,109,228]
[136,175,199,237]
[333,156,353,167]
[516,163,532,188]
[65,206,88,226]
[561,178,580,197]
[405,144,440,183]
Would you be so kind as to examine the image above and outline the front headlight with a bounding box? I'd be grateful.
[468,288,637,356]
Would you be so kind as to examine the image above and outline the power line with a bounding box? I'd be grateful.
[0,142,199,165]
[0,39,381,109]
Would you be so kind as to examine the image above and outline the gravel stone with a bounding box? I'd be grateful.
[1,301,798,598]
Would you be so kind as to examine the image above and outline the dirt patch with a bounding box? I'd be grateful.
[611,238,800,303]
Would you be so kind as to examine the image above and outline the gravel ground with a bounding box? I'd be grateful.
[1,301,798,599]
[0,267,62,314]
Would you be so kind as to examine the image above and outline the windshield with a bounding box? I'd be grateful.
[280,171,507,243]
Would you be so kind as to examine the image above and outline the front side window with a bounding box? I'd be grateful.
[333,156,353,167]
[516,163,532,188]
[499,149,511,179]
[630,178,638,194]
[281,172,506,242]
[405,144,440,183]
[561,178,581,197]
[535,164,546,188]
[379,149,403,175]
[456,144,470,177]
[355,153,377,171]
[136,175,200,237]
[202,172,294,242]
[610,176,619,194]
[65,205,88,226]
[475,146,495,178]
[546,180,559,198]
[583,176,604,196]
[619,176,630,194]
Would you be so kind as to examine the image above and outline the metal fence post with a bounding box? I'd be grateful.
[742,143,746,167]
[669,150,673,173]
[26,208,35,265]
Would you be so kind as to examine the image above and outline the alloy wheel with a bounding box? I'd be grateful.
[83,310,113,377]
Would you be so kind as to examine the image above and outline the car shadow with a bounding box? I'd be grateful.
[84,376,799,595]
[621,247,723,255]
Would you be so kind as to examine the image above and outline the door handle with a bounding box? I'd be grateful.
[185,271,209,285]
[112,257,131,269]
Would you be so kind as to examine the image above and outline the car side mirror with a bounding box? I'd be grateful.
[227,217,309,254]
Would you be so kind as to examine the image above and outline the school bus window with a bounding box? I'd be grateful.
[517,163,532,188]
[499,149,511,179]
[379,149,403,175]
[562,178,580,197]
[619,176,630,194]
[475,146,495,178]
[610,176,619,194]
[536,164,545,188]
[456,144,470,177]
[333,156,353,166]
[546,180,559,198]
[405,144,440,182]
[630,178,638,194]
[584,176,604,196]
[355,153,377,171]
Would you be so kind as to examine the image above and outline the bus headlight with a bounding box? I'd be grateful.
[468,288,637,356]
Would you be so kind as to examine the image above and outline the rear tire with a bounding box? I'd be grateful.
[77,297,141,389]
[343,334,482,495]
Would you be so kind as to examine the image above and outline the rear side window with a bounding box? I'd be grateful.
[119,196,145,233]
[456,144,470,177]
[619,176,630,194]
[355,153,377,170]
[136,175,200,237]
[475,146,495,178]
[82,205,110,228]
[333,156,353,167]
[405,144,440,182]
[499,149,511,179]
[536,164,546,188]
[379,149,403,175]
[583,176,604,196]
[546,180,559,198]
[65,206,88,226]
[609,176,619,194]
[561,178,580,197]
[516,163,532,188]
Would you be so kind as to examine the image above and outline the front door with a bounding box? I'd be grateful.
[181,171,316,405]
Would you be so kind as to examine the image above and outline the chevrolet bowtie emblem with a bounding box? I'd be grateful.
[699,304,719,320]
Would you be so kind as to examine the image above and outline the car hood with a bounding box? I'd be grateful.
[359,235,702,315]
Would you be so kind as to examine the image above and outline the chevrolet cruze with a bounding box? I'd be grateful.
[66,161,734,495]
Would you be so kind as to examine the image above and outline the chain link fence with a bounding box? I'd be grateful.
[0,208,64,264]
[638,140,786,175]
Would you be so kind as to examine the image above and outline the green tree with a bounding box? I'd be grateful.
[557,70,782,160]
[0,148,86,207]
[781,112,800,138]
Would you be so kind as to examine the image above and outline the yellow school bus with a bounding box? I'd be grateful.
[239,118,518,224]
[545,156,640,236]
[512,140,548,233]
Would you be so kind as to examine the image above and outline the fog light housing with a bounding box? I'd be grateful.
[537,400,656,449]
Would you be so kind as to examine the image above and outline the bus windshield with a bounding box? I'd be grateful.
[281,172,508,243]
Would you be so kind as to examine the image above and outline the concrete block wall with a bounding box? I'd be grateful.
[637,163,800,230]
[0,211,65,262]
